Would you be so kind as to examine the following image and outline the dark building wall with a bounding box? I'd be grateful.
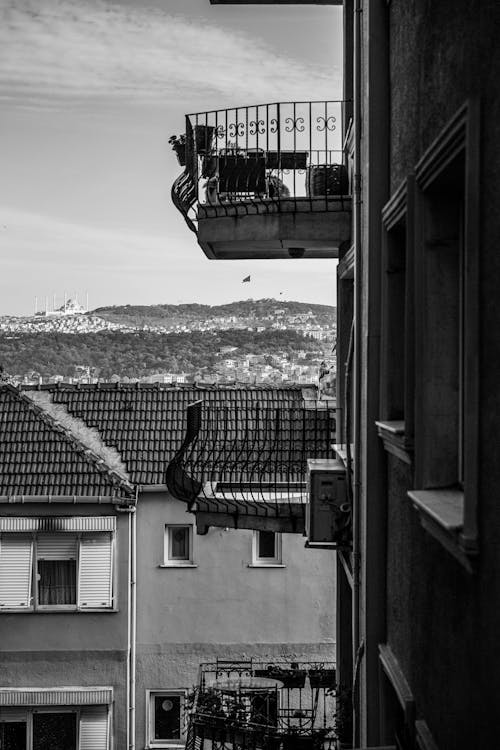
[385,2,500,746]
[385,456,488,748]
[387,0,500,750]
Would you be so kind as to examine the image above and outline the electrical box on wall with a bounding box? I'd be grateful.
[305,459,350,547]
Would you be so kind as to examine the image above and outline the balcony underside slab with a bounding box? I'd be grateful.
[194,508,305,535]
[196,198,352,259]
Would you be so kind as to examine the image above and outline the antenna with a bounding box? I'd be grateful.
[34,296,38,315]
[45,296,48,314]
[53,292,56,312]
[64,291,67,312]
[86,291,89,312]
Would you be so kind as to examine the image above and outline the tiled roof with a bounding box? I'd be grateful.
[24,384,315,486]
[0,384,135,500]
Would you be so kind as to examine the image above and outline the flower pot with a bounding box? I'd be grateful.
[172,144,186,166]
[306,164,348,197]
[308,669,336,689]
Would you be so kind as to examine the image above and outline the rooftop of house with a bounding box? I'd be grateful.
[0,384,135,501]
[21,383,319,487]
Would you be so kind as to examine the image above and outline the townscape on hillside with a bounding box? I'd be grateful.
[0,299,337,393]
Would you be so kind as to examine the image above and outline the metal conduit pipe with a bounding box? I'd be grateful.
[116,502,137,750]
[352,0,363,744]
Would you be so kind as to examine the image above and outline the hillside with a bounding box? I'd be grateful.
[0,329,324,380]
[92,299,335,328]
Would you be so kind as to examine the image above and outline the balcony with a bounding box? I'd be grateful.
[186,660,340,750]
[171,102,351,260]
[165,402,349,536]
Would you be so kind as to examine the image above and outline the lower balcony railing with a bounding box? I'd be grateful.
[186,660,343,750]
[166,402,339,533]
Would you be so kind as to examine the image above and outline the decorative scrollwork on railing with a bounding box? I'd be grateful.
[215,125,226,139]
[228,122,245,138]
[285,116,305,133]
[249,119,265,136]
[269,118,279,134]
[316,116,337,132]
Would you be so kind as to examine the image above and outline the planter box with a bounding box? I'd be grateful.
[308,669,336,689]
[254,669,306,689]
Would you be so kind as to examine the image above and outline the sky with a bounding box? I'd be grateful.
[0,0,343,316]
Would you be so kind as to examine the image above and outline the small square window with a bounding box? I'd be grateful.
[164,526,193,566]
[252,531,282,566]
[147,691,185,748]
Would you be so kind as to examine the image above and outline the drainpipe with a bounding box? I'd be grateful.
[352,0,363,744]
[117,502,137,750]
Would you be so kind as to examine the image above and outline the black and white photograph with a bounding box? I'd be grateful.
[0,1,497,748]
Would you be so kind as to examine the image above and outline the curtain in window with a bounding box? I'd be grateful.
[38,560,76,605]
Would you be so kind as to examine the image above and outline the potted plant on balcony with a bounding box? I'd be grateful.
[308,667,336,689]
[169,134,187,166]
[305,164,349,197]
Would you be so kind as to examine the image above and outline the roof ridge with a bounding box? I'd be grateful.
[22,381,312,392]
[3,385,135,497]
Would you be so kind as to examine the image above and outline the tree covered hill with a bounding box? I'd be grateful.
[92,298,336,328]
[0,328,323,380]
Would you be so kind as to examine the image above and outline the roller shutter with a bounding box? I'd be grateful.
[78,534,113,608]
[79,707,108,750]
[0,537,32,607]
[37,534,77,560]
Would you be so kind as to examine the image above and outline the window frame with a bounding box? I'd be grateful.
[409,99,480,566]
[145,690,186,750]
[0,705,111,750]
[250,530,283,567]
[377,176,415,465]
[35,534,79,611]
[0,526,115,612]
[162,525,194,567]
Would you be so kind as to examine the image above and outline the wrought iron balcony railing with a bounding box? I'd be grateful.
[165,402,338,533]
[172,101,349,234]
[185,660,340,750]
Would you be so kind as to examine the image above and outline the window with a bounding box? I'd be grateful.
[163,526,193,566]
[0,706,109,750]
[377,177,415,463]
[146,691,185,748]
[0,521,114,610]
[409,101,480,565]
[251,530,282,566]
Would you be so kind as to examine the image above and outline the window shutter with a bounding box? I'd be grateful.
[78,534,113,608]
[0,708,27,722]
[37,534,77,560]
[79,707,108,750]
[0,537,32,607]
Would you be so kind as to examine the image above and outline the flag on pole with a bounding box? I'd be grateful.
[242,275,251,283]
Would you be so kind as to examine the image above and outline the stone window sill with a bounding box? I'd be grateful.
[407,488,474,572]
[159,563,198,569]
[247,564,286,569]
[375,420,413,464]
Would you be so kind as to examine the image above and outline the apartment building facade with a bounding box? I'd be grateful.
[0,384,135,750]
[8,382,336,750]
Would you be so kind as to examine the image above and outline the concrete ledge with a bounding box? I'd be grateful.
[197,199,351,259]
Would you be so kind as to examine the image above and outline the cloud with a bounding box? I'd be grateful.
[0,0,338,108]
